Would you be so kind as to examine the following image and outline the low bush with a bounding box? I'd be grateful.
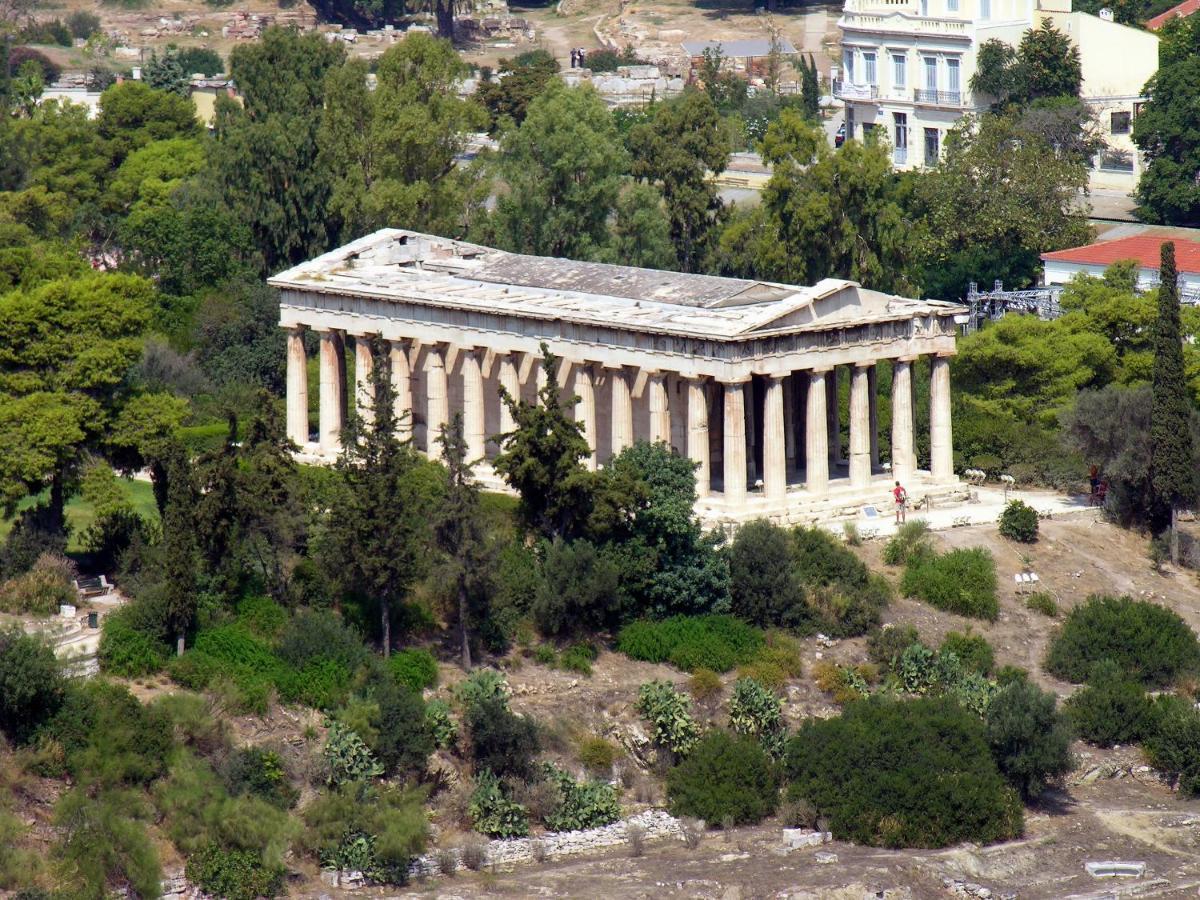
[98,608,168,678]
[468,771,529,837]
[0,553,75,616]
[940,630,994,675]
[300,783,427,885]
[534,539,622,637]
[1045,594,1200,686]
[220,747,298,810]
[466,696,541,782]
[618,615,764,673]
[185,843,284,900]
[985,679,1074,800]
[881,520,932,566]
[54,788,161,900]
[690,667,723,699]
[728,677,785,757]
[235,595,287,639]
[388,648,438,692]
[998,500,1039,543]
[901,547,998,620]
[323,723,383,786]
[792,526,869,589]
[806,573,889,638]
[277,609,367,673]
[1064,661,1158,747]
[666,731,779,826]
[425,699,457,750]
[636,680,700,758]
[866,624,920,674]
[736,630,804,688]
[543,765,621,831]
[453,669,509,710]
[560,641,598,676]
[1025,592,1058,617]
[1144,697,1200,794]
[370,678,434,780]
[785,697,1023,848]
[812,661,871,705]
[0,627,65,744]
[578,736,618,774]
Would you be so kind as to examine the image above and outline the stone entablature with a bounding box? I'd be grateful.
[272,230,965,525]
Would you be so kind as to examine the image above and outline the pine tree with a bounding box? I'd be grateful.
[493,344,594,540]
[1149,241,1197,551]
[434,413,494,669]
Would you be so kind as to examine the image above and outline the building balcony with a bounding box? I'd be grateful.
[834,80,878,101]
[839,10,972,38]
[914,88,963,107]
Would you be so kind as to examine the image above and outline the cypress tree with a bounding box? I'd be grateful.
[1149,241,1196,547]
[160,442,199,656]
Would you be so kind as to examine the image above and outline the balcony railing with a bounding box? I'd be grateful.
[914,88,962,106]
[893,147,908,165]
[833,80,879,101]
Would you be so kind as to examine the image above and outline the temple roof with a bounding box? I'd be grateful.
[270,230,963,342]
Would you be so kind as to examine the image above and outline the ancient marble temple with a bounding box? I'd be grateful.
[271,230,965,525]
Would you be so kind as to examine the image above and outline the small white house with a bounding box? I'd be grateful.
[1041,235,1200,290]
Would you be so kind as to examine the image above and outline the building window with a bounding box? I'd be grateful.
[1111,111,1131,134]
[1133,101,1145,118]
[980,0,991,18]
[892,52,907,89]
[946,58,961,95]
[924,127,940,165]
[843,49,855,82]
[923,56,938,92]
[1099,148,1135,172]
[894,112,908,164]
[863,51,877,85]
[948,0,959,10]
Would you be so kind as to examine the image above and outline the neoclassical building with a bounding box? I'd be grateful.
[271,230,966,524]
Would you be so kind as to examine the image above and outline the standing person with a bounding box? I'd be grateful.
[893,480,908,525]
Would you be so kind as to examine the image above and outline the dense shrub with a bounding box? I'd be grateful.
[534,539,623,637]
[323,723,384,786]
[388,648,438,692]
[453,669,509,709]
[543,765,621,831]
[866,624,920,674]
[941,630,994,675]
[728,677,785,757]
[1045,595,1200,686]
[220,747,298,810]
[186,843,284,900]
[560,641,598,676]
[690,667,723,699]
[636,680,700,757]
[0,553,75,616]
[578,736,618,774]
[812,660,872,705]
[791,526,869,589]
[985,680,1074,800]
[370,679,434,780]
[1025,592,1058,617]
[806,573,890,638]
[99,607,168,677]
[901,547,998,620]
[617,615,764,673]
[468,771,529,837]
[728,519,810,629]
[736,630,803,688]
[1064,661,1158,747]
[235,595,287,638]
[998,500,1039,542]
[300,783,427,884]
[466,696,541,782]
[1145,697,1200,794]
[786,697,1023,848]
[54,788,161,900]
[277,609,368,673]
[0,506,66,580]
[68,10,102,39]
[666,731,779,826]
[881,520,932,566]
[0,627,64,744]
[425,699,457,750]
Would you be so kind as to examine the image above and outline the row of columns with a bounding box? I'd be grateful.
[285,326,954,503]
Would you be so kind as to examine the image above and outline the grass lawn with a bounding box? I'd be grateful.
[1,477,160,553]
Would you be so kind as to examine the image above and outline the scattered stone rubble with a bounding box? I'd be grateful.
[943,877,1013,899]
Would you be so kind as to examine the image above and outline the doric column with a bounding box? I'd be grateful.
[318,329,345,454]
[609,366,633,456]
[867,364,879,469]
[745,378,759,482]
[891,358,915,484]
[827,365,841,466]
[354,336,375,428]
[723,379,748,504]
[648,373,670,444]
[763,375,787,502]
[805,369,830,494]
[498,353,520,437]
[930,354,954,481]
[286,327,308,447]
[462,348,485,463]
[389,340,413,442]
[687,378,710,498]
[849,363,872,489]
[426,345,449,453]
[782,375,797,467]
[574,364,597,471]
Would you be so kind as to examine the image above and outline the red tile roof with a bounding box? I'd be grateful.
[1041,235,1200,273]
[1146,0,1200,30]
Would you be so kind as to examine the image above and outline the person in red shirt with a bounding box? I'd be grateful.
[893,481,908,525]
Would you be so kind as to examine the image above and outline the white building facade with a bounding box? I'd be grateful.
[836,0,1158,192]
[272,231,967,526]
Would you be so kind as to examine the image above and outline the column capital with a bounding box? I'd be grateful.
[808,366,833,375]
[721,374,752,385]
[601,361,627,372]
[853,360,875,369]
[935,350,958,359]
[896,355,919,363]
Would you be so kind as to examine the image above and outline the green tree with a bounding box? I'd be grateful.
[434,413,494,668]
[96,80,199,168]
[482,81,628,260]
[970,21,1081,108]
[493,345,594,541]
[1149,241,1198,541]
[914,111,1092,298]
[594,182,676,270]
[143,48,189,96]
[728,518,809,629]
[1133,57,1200,225]
[800,53,820,120]
[0,627,64,743]
[322,357,433,656]
[474,49,559,133]
[319,35,486,242]
[209,27,345,272]
[160,442,199,656]
[628,90,731,273]
[985,679,1074,800]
